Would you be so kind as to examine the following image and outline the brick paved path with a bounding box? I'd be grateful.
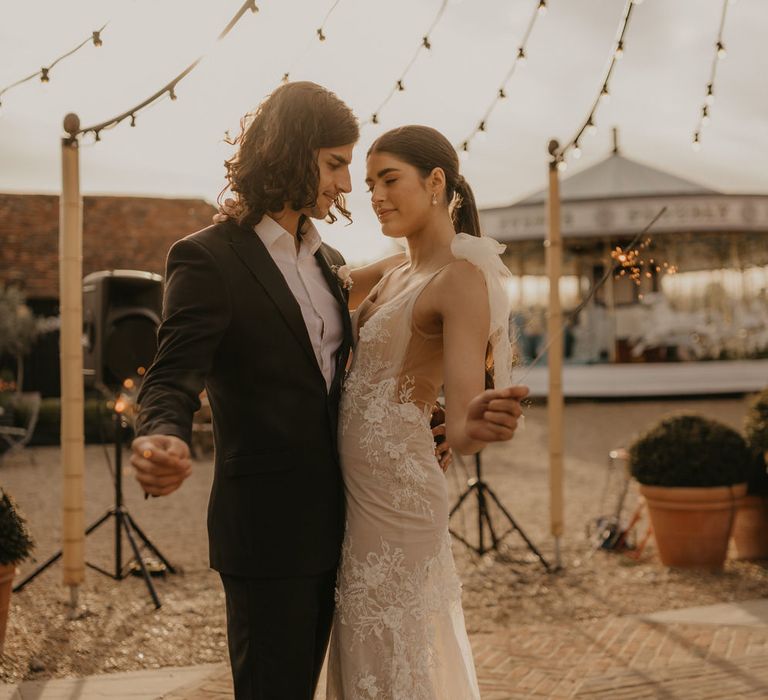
[167,614,768,699]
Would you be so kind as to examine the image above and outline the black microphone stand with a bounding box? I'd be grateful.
[449,451,551,571]
[14,408,176,608]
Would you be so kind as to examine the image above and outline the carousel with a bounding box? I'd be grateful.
[480,132,768,397]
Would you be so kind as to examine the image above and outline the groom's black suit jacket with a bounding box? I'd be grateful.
[136,219,352,578]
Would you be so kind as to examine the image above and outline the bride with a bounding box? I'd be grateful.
[327,125,526,699]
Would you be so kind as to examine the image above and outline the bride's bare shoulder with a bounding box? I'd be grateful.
[420,259,488,319]
[435,258,487,293]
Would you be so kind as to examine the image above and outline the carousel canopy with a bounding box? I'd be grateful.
[480,139,768,248]
[516,152,717,205]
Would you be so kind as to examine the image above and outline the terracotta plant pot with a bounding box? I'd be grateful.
[0,563,15,654]
[732,494,768,560]
[640,483,747,571]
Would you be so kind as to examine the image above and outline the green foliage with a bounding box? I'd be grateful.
[746,450,768,496]
[745,389,768,455]
[629,414,751,487]
[744,390,768,495]
[0,490,34,566]
[20,397,118,445]
[0,286,38,359]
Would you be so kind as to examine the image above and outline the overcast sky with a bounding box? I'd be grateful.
[1,0,766,263]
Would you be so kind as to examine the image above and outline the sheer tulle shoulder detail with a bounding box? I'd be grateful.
[451,233,515,388]
[451,232,507,268]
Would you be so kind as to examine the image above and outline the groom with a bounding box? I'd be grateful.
[131,82,361,699]
[131,81,526,699]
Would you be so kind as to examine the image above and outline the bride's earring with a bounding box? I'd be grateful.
[431,192,437,206]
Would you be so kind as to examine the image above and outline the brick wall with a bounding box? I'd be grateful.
[0,193,217,299]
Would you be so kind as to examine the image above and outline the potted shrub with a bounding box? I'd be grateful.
[629,414,750,570]
[0,489,34,653]
[732,390,768,559]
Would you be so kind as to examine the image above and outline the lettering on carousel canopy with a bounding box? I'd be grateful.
[480,195,768,241]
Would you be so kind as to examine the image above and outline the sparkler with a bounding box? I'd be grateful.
[514,206,669,384]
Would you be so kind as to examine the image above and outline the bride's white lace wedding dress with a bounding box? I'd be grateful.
[326,234,513,700]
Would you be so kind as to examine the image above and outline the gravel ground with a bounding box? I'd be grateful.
[2,395,766,684]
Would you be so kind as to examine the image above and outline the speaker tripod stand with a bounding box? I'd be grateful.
[449,451,551,571]
[14,411,176,608]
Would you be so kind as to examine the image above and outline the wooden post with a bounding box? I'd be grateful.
[546,140,564,569]
[517,252,526,308]
[60,114,85,608]
[604,238,617,362]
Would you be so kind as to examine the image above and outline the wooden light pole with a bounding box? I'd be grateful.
[60,113,85,610]
[546,139,564,569]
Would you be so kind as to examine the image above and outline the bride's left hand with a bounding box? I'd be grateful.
[465,385,529,443]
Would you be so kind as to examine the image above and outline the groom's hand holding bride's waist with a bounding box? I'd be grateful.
[465,385,529,446]
[130,434,192,497]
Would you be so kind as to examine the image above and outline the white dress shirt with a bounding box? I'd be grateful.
[254,216,344,390]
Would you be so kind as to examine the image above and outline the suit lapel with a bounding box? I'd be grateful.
[228,223,321,375]
[315,245,353,395]
[314,246,352,345]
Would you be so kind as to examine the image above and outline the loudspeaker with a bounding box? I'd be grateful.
[83,270,163,390]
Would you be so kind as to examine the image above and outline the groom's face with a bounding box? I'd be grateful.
[303,143,355,220]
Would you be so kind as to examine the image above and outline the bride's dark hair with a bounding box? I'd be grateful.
[367,125,481,237]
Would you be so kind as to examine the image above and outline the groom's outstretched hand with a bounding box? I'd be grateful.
[130,434,192,497]
[465,385,529,444]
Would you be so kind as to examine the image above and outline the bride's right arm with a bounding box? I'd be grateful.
[348,252,406,309]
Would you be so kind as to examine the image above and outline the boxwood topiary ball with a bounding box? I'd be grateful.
[629,414,751,488]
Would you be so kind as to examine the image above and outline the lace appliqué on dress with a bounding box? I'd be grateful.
[334,534,462,699]
[343,305,434,517]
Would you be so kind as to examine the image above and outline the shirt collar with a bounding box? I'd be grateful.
[254,215,323,258]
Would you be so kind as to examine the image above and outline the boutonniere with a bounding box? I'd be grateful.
[331,264,354,292]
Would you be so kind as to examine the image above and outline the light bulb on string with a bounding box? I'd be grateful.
[556,159,567,172]
[702,105,710,125]
[599,84,610,103]
[538,0,547,15]
[706,83,715,105]
[476,121,487,142]
[498,87,507,99]
[572,142,582,159]
[615,41,624,59]
[516,47,527,65]
[459,141,470,162]
[692,132,701,152]
[586,116,597,136]
[716,41,727,59]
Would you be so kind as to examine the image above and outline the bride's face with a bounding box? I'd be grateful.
[365,151,434,239]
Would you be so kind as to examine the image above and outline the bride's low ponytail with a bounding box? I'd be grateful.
[450,175,481,238]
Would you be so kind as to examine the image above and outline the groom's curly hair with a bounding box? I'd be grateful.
[219,81,359,229]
